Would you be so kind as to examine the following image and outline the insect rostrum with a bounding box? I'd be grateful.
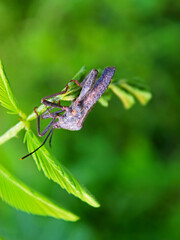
[21,67,115,159]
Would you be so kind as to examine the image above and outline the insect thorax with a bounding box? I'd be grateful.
[55,104,84,131]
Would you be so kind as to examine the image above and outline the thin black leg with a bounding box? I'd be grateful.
[34,107,56,137]
[41,80,81,109]
[41,110,64,119]
[41,84,69,109]
[41,107,54,119]
[49,128,54,148]
[20,128,54,160]
[41,78,82,109]
[41,100,69,111]
[41,84,69,101]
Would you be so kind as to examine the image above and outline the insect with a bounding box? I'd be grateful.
[21,67,115,159]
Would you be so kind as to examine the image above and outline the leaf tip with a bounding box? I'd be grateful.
[93,202,101,208]
[83,192,101,208]
[70,215,80,222]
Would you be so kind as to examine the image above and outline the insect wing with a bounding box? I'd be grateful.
[83,67,115,106]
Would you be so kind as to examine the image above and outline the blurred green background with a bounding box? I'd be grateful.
[0,0,180,239]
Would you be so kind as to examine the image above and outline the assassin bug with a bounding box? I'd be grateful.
[21,67,115,159]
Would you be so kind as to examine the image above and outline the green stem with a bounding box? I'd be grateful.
[0,121,25,145]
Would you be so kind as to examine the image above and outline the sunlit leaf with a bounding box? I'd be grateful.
[120,81,152,105]
[98,96,109,107]
[0,61,23,116]
[24,130,100,208]
[109,84,135,109]
[98,90,112,107]
[0,164,79,221]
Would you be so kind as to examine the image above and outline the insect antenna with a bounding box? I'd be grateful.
[20,128,54,160]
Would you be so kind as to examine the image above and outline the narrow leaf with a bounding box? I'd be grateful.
[0,61,21,115]
[24,130,100,208]
[98,96,109,107]
[0,164,79,221]
[109,84,135,109]
[120,81,152,105]
[72,65,87,79]
[98,91,112,107]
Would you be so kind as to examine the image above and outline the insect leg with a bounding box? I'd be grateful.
[41,100,69,110]
[41,110,64,119]
[41,84,69,102]
[34,107,56,137]
[41,84,70,109]
[69,79,81,87]
[48,128,54,148]
[41,107,54,119]
[20,128,54,160]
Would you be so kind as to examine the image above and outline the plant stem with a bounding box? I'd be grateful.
[0,121,25,145]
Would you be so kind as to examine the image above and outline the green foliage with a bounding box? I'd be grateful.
[0,0,179,239]
[0,63,92,219]
[0,60,151,222]
[24,130,100,208]
[0,62,101,220]
[109,84,135,109]
[0,164,78,221]
[98,93,111,107]
[0,61,21,115]
[119,80,152,106]
[109,80,152,109]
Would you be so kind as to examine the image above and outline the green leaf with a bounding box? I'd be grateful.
[72,65,87,80]
[98,96,109,107]
[98,90,112,107]
[120,80,152,105]
[24,130,100,208]
[0,61,22,115]
[55,65,87,101]
[0,164,79,221]
[109,84,135,109]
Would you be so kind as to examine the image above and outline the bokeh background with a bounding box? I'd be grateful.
[0,0,180,239]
